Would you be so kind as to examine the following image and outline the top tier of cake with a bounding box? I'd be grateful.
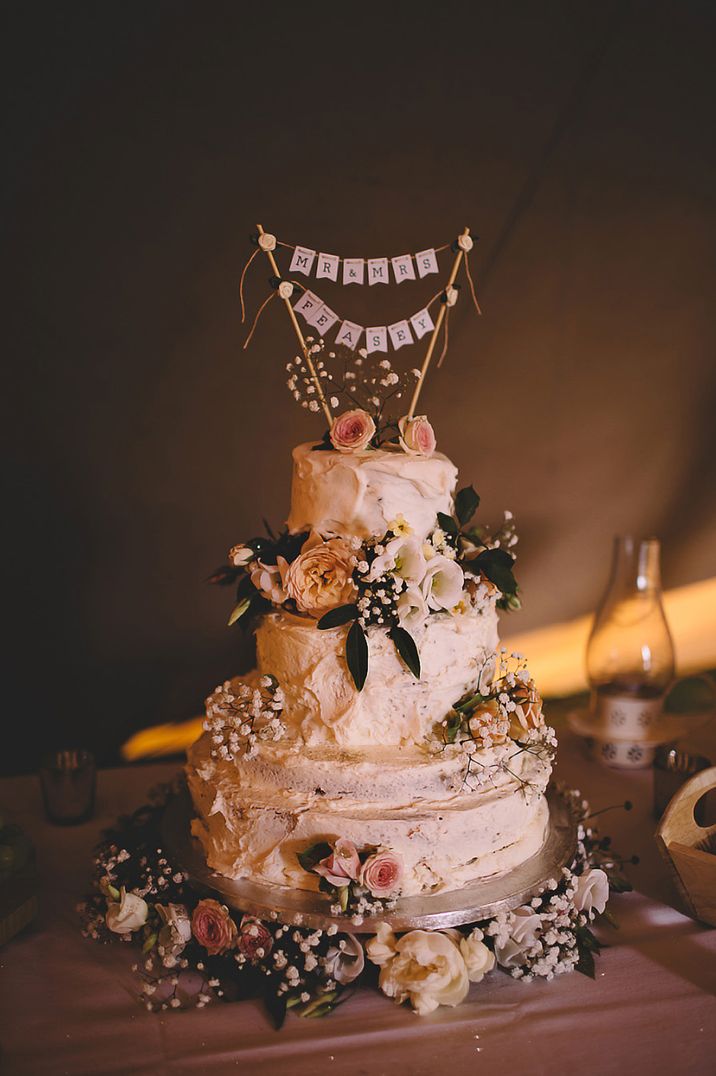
[287,442,458,541]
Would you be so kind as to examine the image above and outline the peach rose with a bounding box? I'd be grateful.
[191,898,237,956]
[509,680,544,741]
[330,409,376,453]
[360,850,403,898]
[398,415,437,457]
[284,533,357,617]
[314,838,361,888]
[236,915,273,962]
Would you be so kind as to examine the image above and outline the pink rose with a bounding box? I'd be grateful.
[236,915,273,963]
[191,898,237,956]
[360,850,403,898]
[330,409,376,453]
[314,838,361,888]
[398,415,436,457]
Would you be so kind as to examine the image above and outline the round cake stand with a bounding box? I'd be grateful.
[161,787,578,934]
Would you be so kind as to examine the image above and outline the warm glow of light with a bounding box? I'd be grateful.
[122,576,716,760]
[504,577,716,698]
[122,718,204,762]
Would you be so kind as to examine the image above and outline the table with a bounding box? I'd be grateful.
[1,724,715,1076]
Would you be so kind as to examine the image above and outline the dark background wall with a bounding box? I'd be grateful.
[3,2,715,773]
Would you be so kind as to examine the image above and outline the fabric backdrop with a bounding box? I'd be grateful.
[3,1,715,771]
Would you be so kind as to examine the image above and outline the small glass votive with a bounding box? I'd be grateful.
[39,749,96,825]
[653,745,711,820]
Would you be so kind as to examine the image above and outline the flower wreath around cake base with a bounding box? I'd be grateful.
[79,783,633,1025]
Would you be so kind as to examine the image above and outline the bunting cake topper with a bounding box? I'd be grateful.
[240,223,482,425]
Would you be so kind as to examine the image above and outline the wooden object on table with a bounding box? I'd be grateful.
[655,765,716,926]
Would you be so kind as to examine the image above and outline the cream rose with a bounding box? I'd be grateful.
[376,929,469,1014]
[459,928,495,982]
[330,409,376,453]
[284,533,357,617]
[421,555,464,611]
[574,868,609,916]
[365,922,397,966]
[398,415,437,457]
[105,888,148,935]
[323,934,365,984]
[493,906,542,968]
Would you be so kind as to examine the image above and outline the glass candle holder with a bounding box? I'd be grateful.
[586,536,675,737]
[39,749,96,825]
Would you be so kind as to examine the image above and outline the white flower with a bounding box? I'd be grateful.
[445,285,459,306]
[365,922,397,967]
[574,869,609,915]
[105,888,149,934]
[369,536,426,585]
[388,515,411,537]
[421,555,464,611]
[323,934,365,984]
[156,902,192,957]
[459,929,495,982]
[493,906,542,968]
[228,545,254,567]
[457,233,474,252]
[250,557,289,604]
[258,232,276,251]
[397,585,429,632]
[372,929,469,1015]
[277,281,293,300]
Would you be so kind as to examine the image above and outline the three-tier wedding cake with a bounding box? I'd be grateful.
[187,412,555,905]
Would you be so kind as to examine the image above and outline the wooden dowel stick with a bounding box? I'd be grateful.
[407,226,470,418]
[255,223,333,426]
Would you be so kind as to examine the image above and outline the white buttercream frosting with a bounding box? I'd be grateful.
[287,442,458,541]
[187,733,551,896]
[255,604,499,747]
[186,442,554,898]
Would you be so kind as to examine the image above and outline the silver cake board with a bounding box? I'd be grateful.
[161,787,578,934]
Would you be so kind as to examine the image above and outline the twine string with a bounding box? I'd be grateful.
[242,292,275,350]
[238,248,259,323]
[463,251,482,316]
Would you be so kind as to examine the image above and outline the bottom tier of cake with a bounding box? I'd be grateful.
[186,733,551,897]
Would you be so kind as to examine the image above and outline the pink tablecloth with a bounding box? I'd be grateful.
[1,728,714,1076]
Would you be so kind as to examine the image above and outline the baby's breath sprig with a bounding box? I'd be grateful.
[204,675,286,763]
[286,339,421,440]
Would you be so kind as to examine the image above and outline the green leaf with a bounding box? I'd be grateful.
[297,841,333,873]
[576,946,596,979]
[206,565,240,586]
[227,597,252,626]
[455,690,488,713]
[264,990,287,1030]
[389,626,421,679]
[346,620,369,691]
[472,547,518,598]
[437,511,459,537]
[445,710,463,744]
[455,485,480,527]
[317,604,359,630]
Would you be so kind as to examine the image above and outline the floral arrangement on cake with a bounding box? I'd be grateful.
[79,784,633,1024]
[210,446,519,691]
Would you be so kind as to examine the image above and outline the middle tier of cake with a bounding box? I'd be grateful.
[187,735,551,897]
[255,601,499,748]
